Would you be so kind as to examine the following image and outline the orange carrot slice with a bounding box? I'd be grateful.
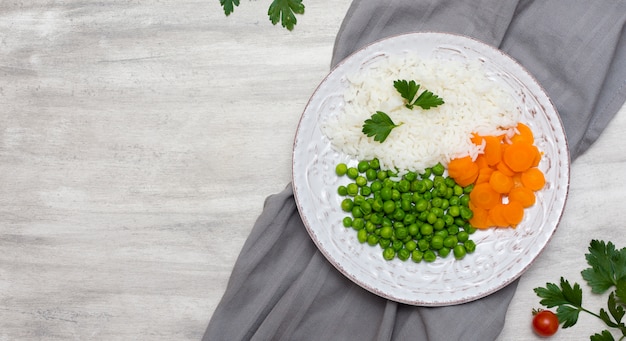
[502,201,525,226]
[502,142,538,172]
[508,186,536,208]
[521,167,546,191]
[469,182,501,210]
[489,170,514,194]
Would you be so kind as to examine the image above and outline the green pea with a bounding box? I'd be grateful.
[464,240,477,253]
[460,206,473,220]
[367,234,379,246]
[357,160,370,173]
[337,186,348,196]
[346,183,359,196]
[380,226,393,239]
[380,187,392,201]
[379,238,391,249]
[421,168,432,179]
[365,221,376,233]
[403,213,416,225]
[347,167,359,179]
[405,240,417,252]
[357,229,368,243]
[371,198,384,213]
[443,235,458,248]
[408,223,420,236]
[463,183,474,194]
[397,179,411,193]
[457,231,470,242]
[377,170,388,181]
[417,239,430,252]
[383,200,395,214]
[370,180,382,192]
[438,247,451,258]
[353,195,365,206]
[422,178,434,191]
[448,205,460,217]
[382,247,395,260]
[394,227,408,240]
[447,224,460,236]
[426,212,437,224]
[351,206,363,218]
[453,184,464,196]
[355,176,367,187]
[369,158,380,170]
[392,240,403,252]
[342,216,352,227]
[360,186,372,197]
[335,163,348,176]
[415,198,428,212]
[420,223,433,236]
[397,248,410,261]
[341,199,353,212]
[432,162,445,176]
[448,196,460,206]
[391,189,401,201]
[459,194,470,207]
[411,250,424,263]
[423,250,437,262]
[430,235,444,250]
[365,168,377,181]
[392,208,405,221]
[359,201,372,215]
[433,218,445,231]
[453,244,467,259]
[352,218,365,230]
[404,171,417,182]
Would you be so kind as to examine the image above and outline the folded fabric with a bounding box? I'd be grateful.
[204,1,626,340]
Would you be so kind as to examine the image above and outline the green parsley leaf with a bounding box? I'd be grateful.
[393,80,420,109]
[393,79,444,110]
[581,240,626,294]
[534,277,583,328]
[590,330,616,341]
[607,292,625,326]
[616,280,626,303]
[220,0,240,16]
[268,0,305,31]
[362,111,402,143]
[413,88,445,109]
[557,305,582,328]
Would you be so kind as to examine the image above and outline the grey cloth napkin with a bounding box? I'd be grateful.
[204,1,626,340]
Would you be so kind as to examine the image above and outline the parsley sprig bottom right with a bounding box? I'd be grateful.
[535,240,626,341]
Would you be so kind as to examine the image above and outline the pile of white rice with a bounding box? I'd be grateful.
[321,55,521,175]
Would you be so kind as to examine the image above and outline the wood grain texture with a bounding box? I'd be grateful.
[1,1,625,340]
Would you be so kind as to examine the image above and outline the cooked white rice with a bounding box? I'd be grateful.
[320,55,520,175]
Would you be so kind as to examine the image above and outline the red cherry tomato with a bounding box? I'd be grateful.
[532,310,559,337]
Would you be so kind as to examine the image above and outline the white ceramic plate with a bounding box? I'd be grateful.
[292,32,570,306]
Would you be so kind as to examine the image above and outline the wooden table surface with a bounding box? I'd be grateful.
[2,2,625,340]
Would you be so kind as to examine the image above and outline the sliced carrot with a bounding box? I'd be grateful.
[502,141,538,172]
[511,122,534,145]
[502,201,525,226]
[489,170,514,194]
[471,133,484,146]
[474,154,489,170]
[488,203,509,227]
[521,167,546,191]
[469,203,492,229]
[448,156,479,187]
[496,160,516,177]
[469,182,501,210]
[508,186,536,208]
[483,135,503,166]
[475,167,494,184]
